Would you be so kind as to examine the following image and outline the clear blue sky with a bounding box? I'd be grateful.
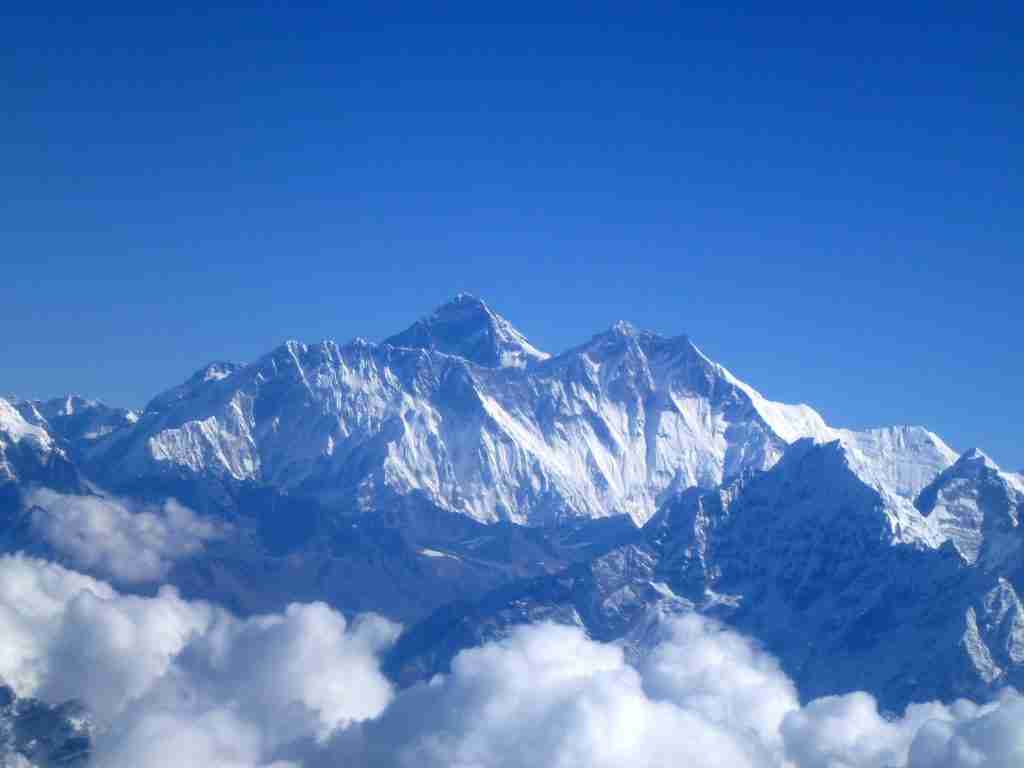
[3,4,1021,468]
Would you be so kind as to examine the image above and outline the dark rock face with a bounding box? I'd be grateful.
[0,685,91,768]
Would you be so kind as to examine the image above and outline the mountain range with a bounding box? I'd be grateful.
[2,294,1022,758]
[2,294,961,526]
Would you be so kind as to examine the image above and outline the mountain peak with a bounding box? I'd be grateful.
[954,447,1000,472]
[145,361,243,414]
[609,319,639,336]
[915,447,1007,518]
[0,397,53,450]
[447,291,486,307]
[432,293,496,322]
[384,295,549,369]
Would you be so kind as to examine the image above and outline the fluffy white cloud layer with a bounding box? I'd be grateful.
[26,489,227,583]
[642,613,799,752]
[1,553,1022,768]
[314,620,1024,768]
[904,692,1024,767]
[0,555,398,766]
[783,690,1024,767]
[338,619,785,768]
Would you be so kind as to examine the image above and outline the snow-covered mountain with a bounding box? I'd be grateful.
[4,293,1018,716]
[387,439,1024,710]
[915,448,1024,566]
[382,292,550,369]
[63,295,956,527]
[0,399,54,483]
[14,396,138,451]
[0,399,79,491]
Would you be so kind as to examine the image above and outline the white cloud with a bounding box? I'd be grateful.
[0,555,399,767]
[641,612,799,752]
[334,619,786,768]
[0,554,214,719]
[1,552,1022,768]
[781,689,1024,768]
[315,619,1023,768]
[172,603,399,745]
[781,692,954,768]
[904,691,1024,766]
[26,489,227,583]
[92,707,273,768]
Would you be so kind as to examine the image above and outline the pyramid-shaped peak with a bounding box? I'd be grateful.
[915,446,1007,516]
[954,447,1000,471]
[384,295,549,369]
[602,320,675,342]
[579,321,702,363]
[592,320,697,350]
[444,292,488,309]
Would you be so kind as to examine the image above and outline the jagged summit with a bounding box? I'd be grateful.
[954,447,1000,470]
[561,321,707,379]
[0,397,52,450]
[583,319,685,346]
[11,395,139,450]
[608,319,640,336]
[145,361,244,414]
[918,447,1014,506]
[912,445,1023,566]
[384,294,549,369]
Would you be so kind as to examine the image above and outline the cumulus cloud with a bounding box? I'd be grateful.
[337,619,785,768]
[782,690,1024,768]
[26,489,227,583]
[1,552,1023,768]
[782,692,953,768]
[309,619,1024,768]
[0,555,399,766]
[641,612,799,752]
[903,691,1024,767]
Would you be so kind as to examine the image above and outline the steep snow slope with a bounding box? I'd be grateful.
[14,396,138,450]
[0,399,53,453]
[0,398,56,484]
[915,448,1023,566]
[81,296,957,526]
[694,345,956,499]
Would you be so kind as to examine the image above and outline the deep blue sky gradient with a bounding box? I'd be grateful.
[3,4,1022,467]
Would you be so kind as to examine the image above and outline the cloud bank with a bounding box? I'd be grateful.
[26,489,226,582]
[0,553,1022,767]
[319,618,1023,768]
[0,555,398,766]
